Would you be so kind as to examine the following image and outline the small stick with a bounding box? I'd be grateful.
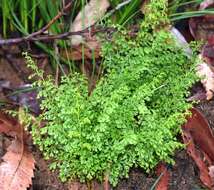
[0,27,113,46]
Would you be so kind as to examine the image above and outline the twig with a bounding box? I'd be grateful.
[0,0,117,46]
[0,27,114,46]
[150,168,167,190]
[24,1,73,39]
[0,0,133,46]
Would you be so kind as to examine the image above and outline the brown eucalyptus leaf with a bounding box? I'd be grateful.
[155,163,170,190]
[184,108,214,161]
[0,111,35,190]
[0,142,35,190]
[182,108,214,188]
[182,129,213,188]
[70,0,110,46]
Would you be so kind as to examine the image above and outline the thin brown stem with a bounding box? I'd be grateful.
[0,27,114,46]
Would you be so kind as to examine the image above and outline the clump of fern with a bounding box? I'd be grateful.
[25,0,198,186]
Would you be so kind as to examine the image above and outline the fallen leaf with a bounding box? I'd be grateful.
[200,0,214,10]
[182,108,214,188]
[197,55,214,100]
[70,0,110,46]
[155,163,170,190]
[182,129,213,188]
[184,108,214,162]
[0,111,35,190]
[209,165,214,181]
[0,142,35,190]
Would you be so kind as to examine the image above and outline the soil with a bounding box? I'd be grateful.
[30,148,69,190]
[116,150,203,190]
[0,52,212,190]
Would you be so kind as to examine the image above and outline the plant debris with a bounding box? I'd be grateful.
[197,56,214,100]
[182,108,214,189]
[0,112,35,190]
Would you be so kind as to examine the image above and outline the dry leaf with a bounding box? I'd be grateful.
[200,0,214,10]
[209,166,214,181]
[0,112,35,190]
[182,130,213,188]
[155,163,170,190]
[182,108,214,188]
[0,142,35,190]
[197,55,214,100]
[70,0,110,46]
[183,108,214,162]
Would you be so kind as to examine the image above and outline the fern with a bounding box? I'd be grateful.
[25,0,198,186]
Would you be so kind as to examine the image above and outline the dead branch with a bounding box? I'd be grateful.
[0,27,115,46]
[27,1,73,39]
